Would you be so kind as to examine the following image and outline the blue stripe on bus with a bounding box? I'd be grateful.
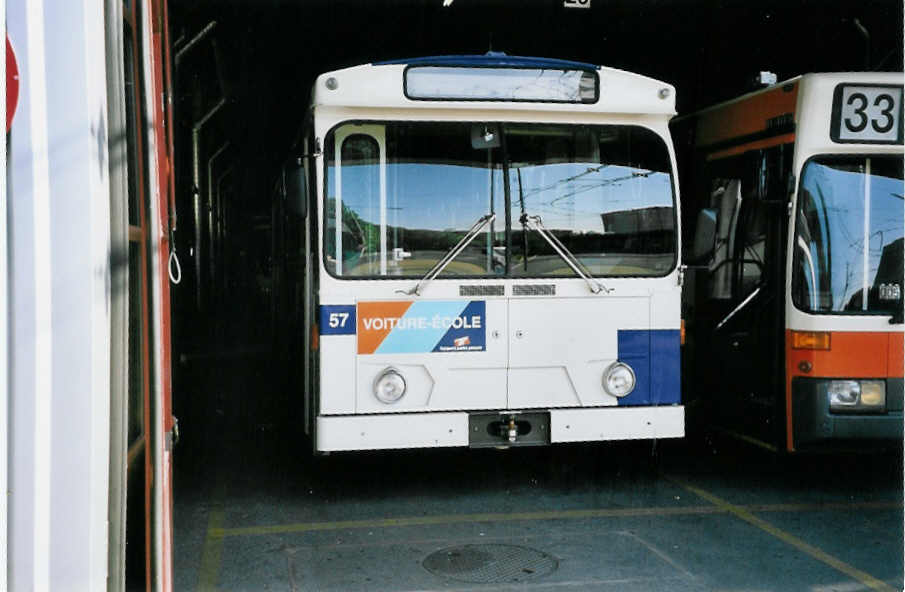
[616,329,681,406]
[650,330,681,405]
[375,54,597,71]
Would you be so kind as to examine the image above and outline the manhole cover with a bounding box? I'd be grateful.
[422,543,558,584]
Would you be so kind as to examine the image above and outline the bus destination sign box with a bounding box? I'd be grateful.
[831,84,903,144]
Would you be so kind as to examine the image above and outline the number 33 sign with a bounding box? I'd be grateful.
[832,84,903,144]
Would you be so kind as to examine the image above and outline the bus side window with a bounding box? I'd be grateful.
[708,178,742,300]
[735,200,767,296]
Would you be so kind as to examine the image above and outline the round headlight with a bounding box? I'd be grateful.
[603,362,636,397]
[374,368,406,404]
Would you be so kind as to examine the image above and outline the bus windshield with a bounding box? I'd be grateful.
[792,155,904,315]
[324,122,675,279]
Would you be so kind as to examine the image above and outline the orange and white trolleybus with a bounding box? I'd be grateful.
[676,72,903,452]
[276,54,686,452]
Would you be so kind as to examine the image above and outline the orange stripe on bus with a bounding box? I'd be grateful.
[706,133,795,161]
[696,82,799,147]
[787,331,893,379]
[889,331,903,377]
[357,301,413,354]
[785,330,901,451]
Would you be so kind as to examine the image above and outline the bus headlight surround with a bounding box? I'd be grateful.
[374,368,406,404]
[603,362,636,397]
[828,379,886,412]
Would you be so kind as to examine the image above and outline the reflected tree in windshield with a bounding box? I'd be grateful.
[325,121,675,278]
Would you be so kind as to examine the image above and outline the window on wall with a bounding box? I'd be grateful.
[127,242,144,446]
[123,27,141,227]
[122,16,148,456]
[121,4,151,589]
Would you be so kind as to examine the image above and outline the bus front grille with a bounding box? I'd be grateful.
[512,284,556,296]
[459,285,505,297]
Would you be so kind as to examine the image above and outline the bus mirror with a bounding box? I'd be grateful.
[285,157,307,218]
[471,124,501,149]
[691,208,717,262]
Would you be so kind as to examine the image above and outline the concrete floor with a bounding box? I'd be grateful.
[173,361,903,592]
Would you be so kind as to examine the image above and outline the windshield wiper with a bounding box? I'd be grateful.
[398,213,497,296]
[520,213,610,294]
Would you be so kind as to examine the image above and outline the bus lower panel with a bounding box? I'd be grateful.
[550,406,684,443]
[792,378,904,448]
[315,406,685,452]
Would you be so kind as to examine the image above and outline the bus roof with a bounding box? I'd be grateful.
[687,72,903,119]
[682,72,904,150]
[310,55,676,116]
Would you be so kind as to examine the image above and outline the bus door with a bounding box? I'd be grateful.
[694,146,790,446]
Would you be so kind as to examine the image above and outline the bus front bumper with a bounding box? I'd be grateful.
[315,405,685,452]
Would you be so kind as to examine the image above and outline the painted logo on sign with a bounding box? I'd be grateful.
[357,300,486,354]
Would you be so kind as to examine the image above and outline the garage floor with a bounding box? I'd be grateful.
[173,357,903,592]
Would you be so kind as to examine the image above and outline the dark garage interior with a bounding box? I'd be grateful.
[158,1,903,590]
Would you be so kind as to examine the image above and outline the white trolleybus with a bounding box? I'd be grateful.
[277,54,685,452]
[676,72,903,452]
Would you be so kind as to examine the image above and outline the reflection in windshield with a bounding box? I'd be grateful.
[792,156,904,314]
[504,124,674,276]
[325,122,676,278]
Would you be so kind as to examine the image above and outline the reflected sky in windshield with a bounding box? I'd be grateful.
[325,121,675,278]
[793,156,904,313]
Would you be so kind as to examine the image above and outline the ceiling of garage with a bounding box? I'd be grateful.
[166,0,903,215]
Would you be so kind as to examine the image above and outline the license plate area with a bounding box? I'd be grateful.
[468,411,551,448]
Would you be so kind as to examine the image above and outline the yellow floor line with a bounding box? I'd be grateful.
[713,426,778,452]
[667,476,898,592]
[196,482,226,592]
[209,500,901,539]
[210,505,722,538]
